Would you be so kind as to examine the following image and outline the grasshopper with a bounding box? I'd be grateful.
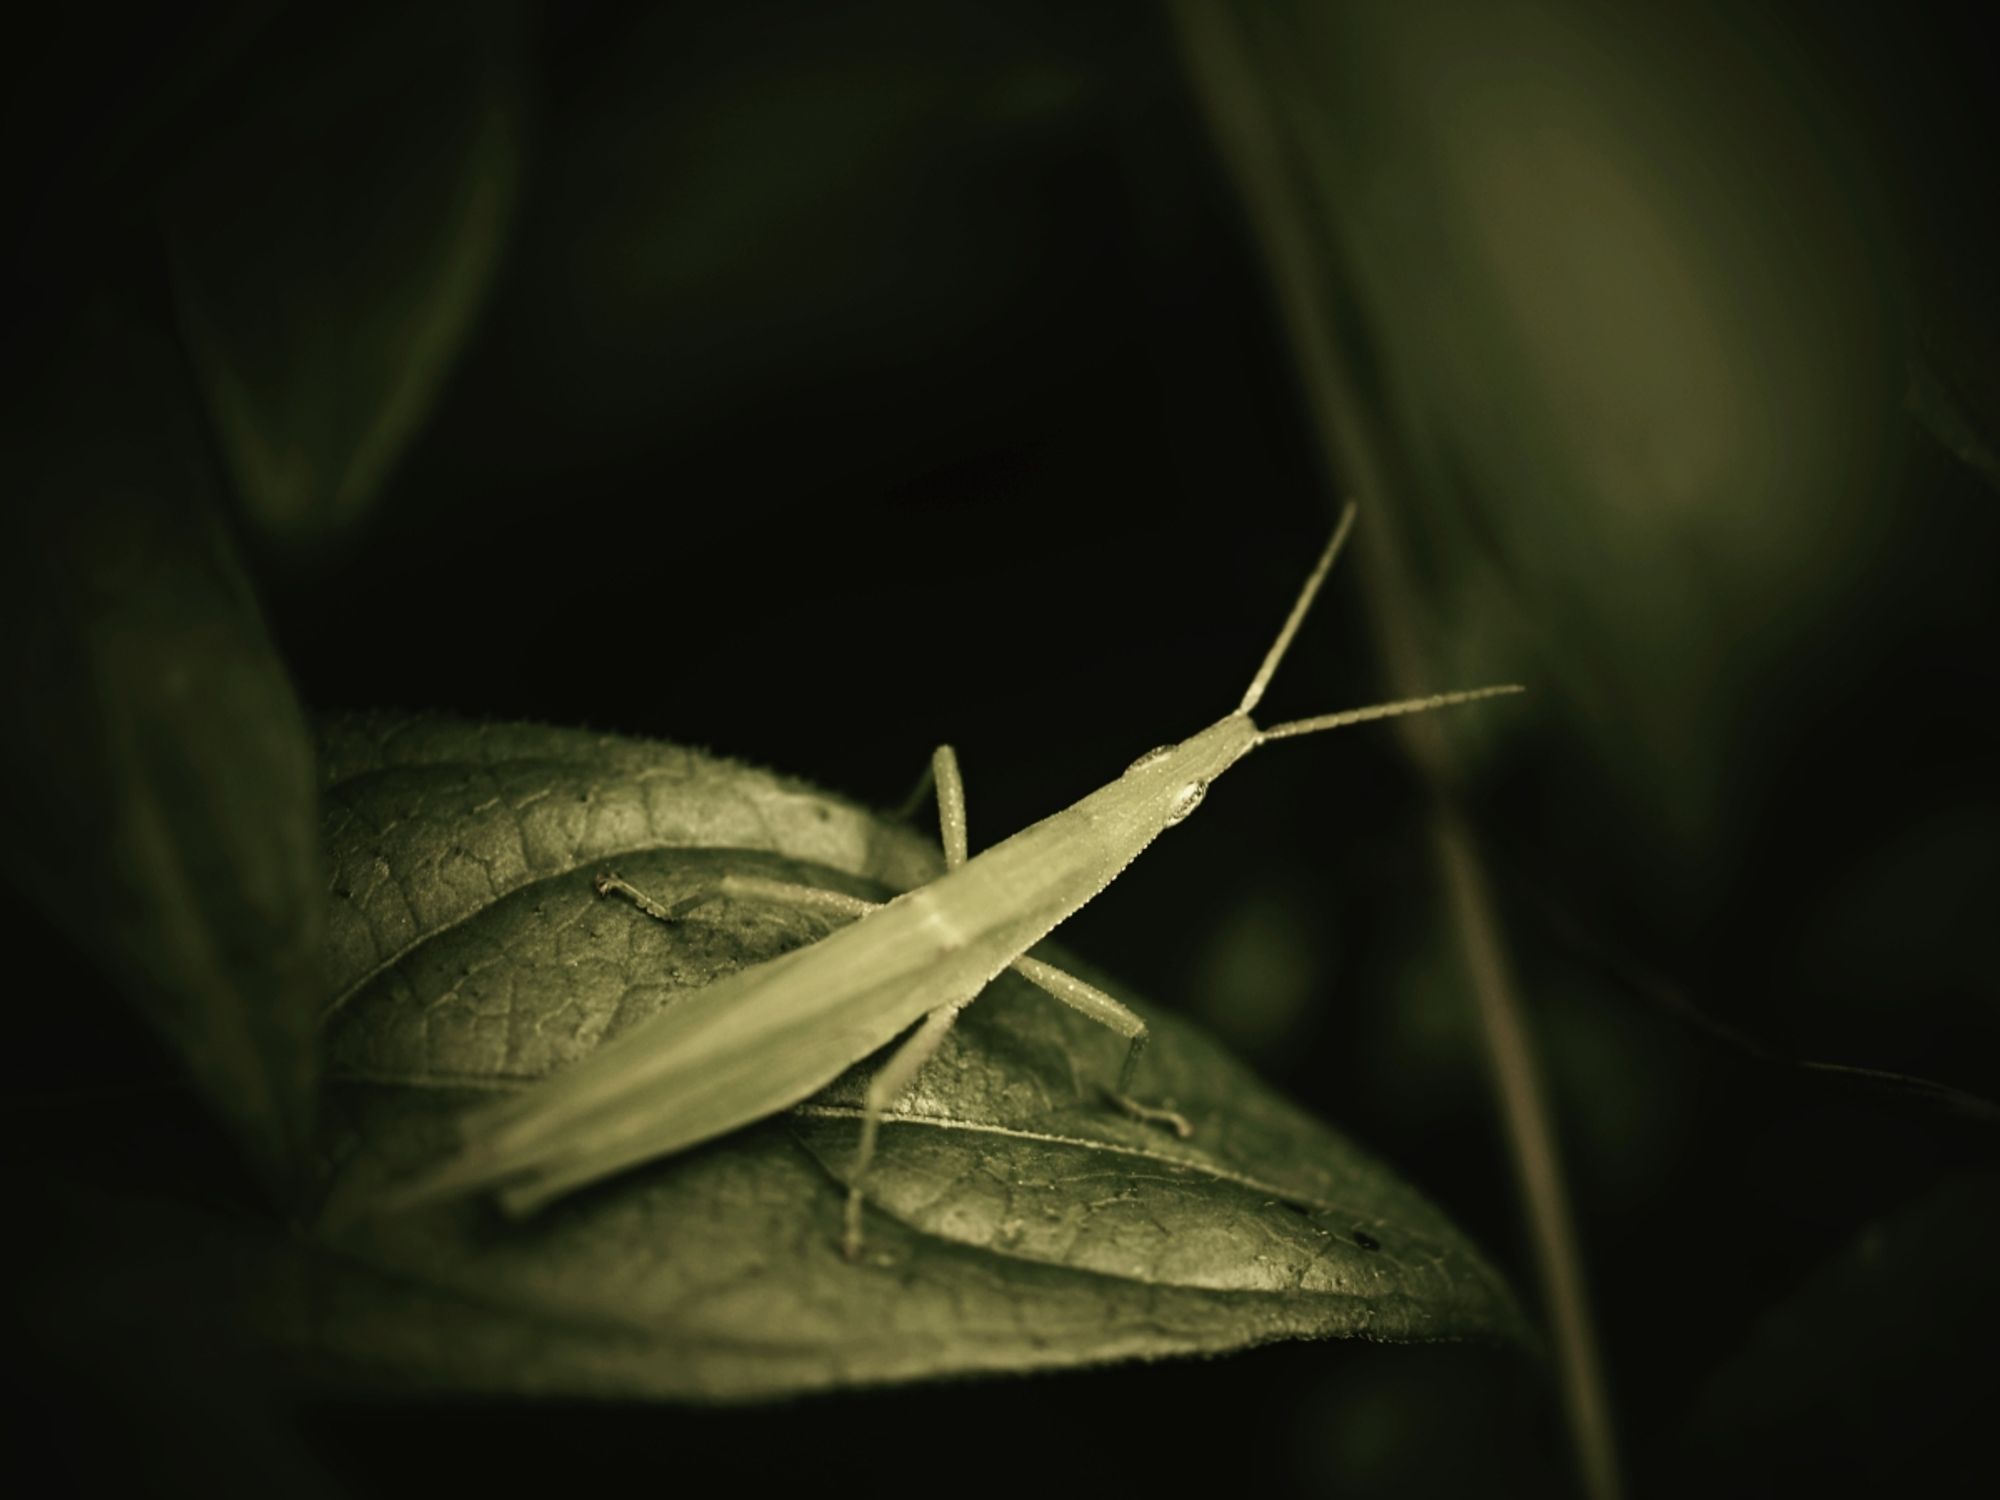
[392,505,1520,1255]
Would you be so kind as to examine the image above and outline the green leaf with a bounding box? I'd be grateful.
[1181,0,1895,877]
[0,300,323,1182]
[288,713,1526,1399]
[165,4,522,553]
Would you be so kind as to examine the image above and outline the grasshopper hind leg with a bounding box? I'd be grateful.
[1008,956,1193,1139]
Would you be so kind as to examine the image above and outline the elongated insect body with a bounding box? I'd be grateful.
[416,715,1265,1214]
[387,506,1522,1237]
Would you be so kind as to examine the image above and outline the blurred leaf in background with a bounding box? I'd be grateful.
[0,295,322,1185]
[2,11,524,1485]
[165,2,524,560]
[1186,0,1897,907]
[1219,0,1998,1138]
[1191,0,2000,1122]
[0,2,528,1181]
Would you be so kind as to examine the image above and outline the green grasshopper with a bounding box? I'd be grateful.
[394,506,1519,1255]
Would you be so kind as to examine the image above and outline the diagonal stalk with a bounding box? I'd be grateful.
[1169,6,1622,1497]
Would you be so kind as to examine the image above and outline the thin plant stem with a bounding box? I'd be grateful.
[1530,887,2000,1132]
[1169,6,1622,1497]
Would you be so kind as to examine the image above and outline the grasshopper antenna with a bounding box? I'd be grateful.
[1259,683,1525,742]
[1237,501,1358,716]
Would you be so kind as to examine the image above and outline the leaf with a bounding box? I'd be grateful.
[1179,0,1894,885]
[165,4,522,553]
[0,298,323,1182]
[284,713,1526,1399]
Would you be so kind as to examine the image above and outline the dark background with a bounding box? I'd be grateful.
[5,1,1998,1495]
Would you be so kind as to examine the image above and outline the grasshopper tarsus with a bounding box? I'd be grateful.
[596,869,712,924]
[1106,1088,1195,1140]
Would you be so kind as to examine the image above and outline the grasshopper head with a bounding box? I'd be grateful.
[1117,504,1523,835]
[1120,714,1260,828]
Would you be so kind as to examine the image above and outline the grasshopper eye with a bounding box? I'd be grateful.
[1164,780,1207,826]
[1126,746,1174,774]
